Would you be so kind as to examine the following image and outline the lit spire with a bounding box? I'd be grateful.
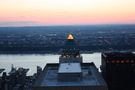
[67,34,74,40]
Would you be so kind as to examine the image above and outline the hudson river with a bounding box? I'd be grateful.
[0,53,101,75]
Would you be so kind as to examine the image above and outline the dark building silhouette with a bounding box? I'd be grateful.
[0,65,31,90]
[37,66,42,77]
[33,34,107,90]
[1,72,7,90]
[101,52,135,90]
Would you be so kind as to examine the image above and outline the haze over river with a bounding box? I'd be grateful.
[0,53,101,75]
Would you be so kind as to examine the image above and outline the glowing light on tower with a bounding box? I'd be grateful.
[67,34,74,40]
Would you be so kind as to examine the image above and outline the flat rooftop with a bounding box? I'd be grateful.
[58,63,81,73]
[34,63,107,87]
[102,52,135,58]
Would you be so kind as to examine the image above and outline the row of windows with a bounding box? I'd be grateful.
[45,87,107,90]
[106,60,134,64]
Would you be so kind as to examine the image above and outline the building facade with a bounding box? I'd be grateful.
[101,52,135,90]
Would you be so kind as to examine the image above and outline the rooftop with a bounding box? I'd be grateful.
[58,63,81,73]
[34,63,107,87]
[102,52,135,58]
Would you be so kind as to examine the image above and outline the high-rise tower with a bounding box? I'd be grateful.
[33,34,107,90]
[59,34,82,63]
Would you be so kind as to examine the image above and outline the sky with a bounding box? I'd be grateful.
[0,0,135,26]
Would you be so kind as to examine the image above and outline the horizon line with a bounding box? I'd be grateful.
[0,23,135,28]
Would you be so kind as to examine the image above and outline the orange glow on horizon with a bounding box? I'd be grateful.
[0,0,135,26]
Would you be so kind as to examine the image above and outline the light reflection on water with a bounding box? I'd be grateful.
[0,53,101,75]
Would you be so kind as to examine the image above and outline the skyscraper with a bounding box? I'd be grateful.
[59,34,82,63]
[101,52,135,90]
[33,34,107,90]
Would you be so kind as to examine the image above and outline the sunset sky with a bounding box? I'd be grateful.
[0,0,135,26]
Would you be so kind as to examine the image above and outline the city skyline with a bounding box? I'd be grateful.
[0,0,135,26]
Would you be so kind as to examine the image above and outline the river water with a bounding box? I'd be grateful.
[0,53,101,75]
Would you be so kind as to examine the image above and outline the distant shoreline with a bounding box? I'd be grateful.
[0,50,134,54]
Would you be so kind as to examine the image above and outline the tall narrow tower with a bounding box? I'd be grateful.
[58,34,82,81]
[59,34,82,63]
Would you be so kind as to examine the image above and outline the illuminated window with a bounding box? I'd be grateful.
[116,60,120,63]
[121,60,124,63]
[111,60,115,63]
[126,60,129,63]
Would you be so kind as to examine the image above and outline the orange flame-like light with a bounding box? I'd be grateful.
[67,34,74,40]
